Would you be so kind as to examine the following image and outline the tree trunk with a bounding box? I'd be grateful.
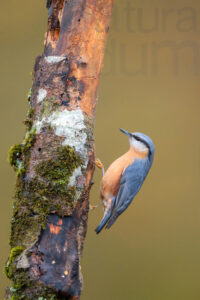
[5,1,113,299]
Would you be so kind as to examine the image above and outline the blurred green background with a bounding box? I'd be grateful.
[1,0,200,299]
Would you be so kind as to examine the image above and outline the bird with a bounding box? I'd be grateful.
[95,128,155,234]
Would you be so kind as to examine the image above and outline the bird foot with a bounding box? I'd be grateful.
[95,158,105,175]
[89,203,102,211]
[95,158,103,169]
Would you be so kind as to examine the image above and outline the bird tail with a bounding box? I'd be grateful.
[105,213,119,230]
[95,198,115,234]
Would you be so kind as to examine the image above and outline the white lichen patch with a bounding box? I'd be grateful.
[45,56,66,64]
[37,89,47,103]
[69,166,82,186]
[16,253,30,269]
[35,120,44,133]
[50,110,87,153]
[35,109,87,158]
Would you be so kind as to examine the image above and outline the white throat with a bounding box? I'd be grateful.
[130,138,148,152]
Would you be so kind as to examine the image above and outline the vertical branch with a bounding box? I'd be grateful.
[5,0,113,299]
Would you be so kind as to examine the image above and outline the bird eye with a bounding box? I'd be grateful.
[133,135,140,141]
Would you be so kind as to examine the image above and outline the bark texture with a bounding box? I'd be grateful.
[5,1,113,299]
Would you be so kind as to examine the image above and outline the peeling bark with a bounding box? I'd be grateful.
[5,0,113,299]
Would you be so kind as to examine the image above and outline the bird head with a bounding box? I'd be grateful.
[120,128,155,159]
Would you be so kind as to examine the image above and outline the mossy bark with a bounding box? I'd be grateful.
[5,0,113,299]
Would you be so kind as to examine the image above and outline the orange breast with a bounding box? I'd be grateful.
[100,151,134,200]
[100,147,148,201]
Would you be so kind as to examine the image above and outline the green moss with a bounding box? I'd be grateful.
[4,246,24,279]
[8,145,23,171]
[24,107,35,131]
[10,197,45,248]
[26,88,32,102]
[10,145,82,248]
[11,270,29,295]
[8,129,37,248]
[7,282,67,300]
[9,85,35,173]
[36,146,81,182]
[23,128,36,149]
[6,270,31,299]
[8,129,36,178]
[35,146,82,213]
[22,129,37,168]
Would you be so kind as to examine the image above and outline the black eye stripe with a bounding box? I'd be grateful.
[132,135,140,141]
[133,134,150,152]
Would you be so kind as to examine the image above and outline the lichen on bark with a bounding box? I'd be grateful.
[6,79,94,298]
[7,114,89,299]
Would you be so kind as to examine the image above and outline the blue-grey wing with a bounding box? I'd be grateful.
[106,158,151,229]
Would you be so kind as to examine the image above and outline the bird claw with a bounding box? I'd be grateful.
[95,158,103,169]
[89,205,96,211]
[95,158,105,176]
[89,203,102,211]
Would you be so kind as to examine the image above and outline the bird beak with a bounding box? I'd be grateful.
[120,128,132,137]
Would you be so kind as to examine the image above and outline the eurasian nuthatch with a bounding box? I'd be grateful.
[95,128,155,234]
